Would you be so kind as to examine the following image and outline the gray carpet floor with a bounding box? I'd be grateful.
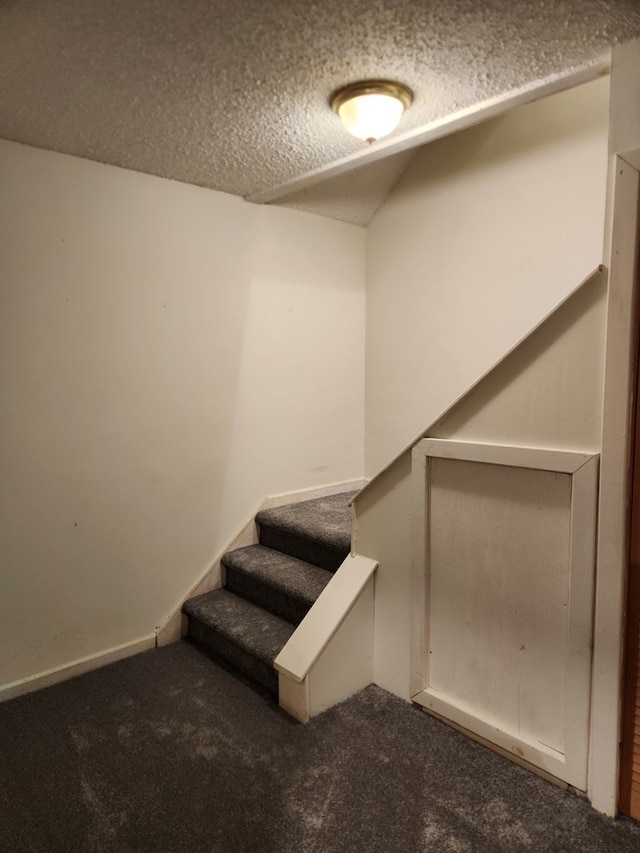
[1,641,639,853]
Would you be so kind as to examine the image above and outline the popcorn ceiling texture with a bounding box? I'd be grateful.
[1,0,639,224]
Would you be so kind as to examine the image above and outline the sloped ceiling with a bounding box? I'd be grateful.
[1,1,640,225]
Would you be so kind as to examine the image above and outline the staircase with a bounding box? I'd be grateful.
[183,491,355,696]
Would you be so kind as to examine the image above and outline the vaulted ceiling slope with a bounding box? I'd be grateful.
[1,1,640,225]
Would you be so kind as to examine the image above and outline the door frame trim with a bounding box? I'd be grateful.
[590,151,640,814]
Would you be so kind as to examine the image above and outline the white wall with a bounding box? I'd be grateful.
[365,78,609,474]
[0,141,365,688]
[356,272,608,702]
[432,270,607,452]
[357,79,610,701]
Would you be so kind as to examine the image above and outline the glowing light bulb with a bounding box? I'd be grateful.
[331,81,413,144]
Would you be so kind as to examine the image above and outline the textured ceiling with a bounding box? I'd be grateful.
[1,1,640,225]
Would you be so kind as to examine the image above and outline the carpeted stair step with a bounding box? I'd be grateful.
[255,491,355,572]
[183,490,356,697]
[222,544,333,625]
[183,589,295,695]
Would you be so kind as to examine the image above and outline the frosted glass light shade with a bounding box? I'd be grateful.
[331,81,413,143]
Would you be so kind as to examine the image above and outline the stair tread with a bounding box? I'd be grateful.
[184,589,295,664]
[255,491,355,553]
[222,544,332,606]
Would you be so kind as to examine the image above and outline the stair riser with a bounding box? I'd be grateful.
[224,566,310,625]
[258,524,348,572]
[187,617,278,695]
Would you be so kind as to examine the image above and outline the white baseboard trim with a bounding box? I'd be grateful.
[261,478,365,510]
[0,634,156,704]
[156,510,260,646]
[1,481,366,699]
[156,478,365,646]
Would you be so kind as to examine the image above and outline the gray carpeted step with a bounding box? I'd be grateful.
[183,589,295,695]
[183,490,356,696]
[255,491,355,572]
[223,544,333,625]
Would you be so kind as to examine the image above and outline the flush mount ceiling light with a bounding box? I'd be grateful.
[330,80,413,144]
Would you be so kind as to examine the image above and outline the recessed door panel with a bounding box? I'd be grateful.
[411,440,598,789]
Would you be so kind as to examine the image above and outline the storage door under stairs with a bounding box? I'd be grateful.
[410,439,598,789]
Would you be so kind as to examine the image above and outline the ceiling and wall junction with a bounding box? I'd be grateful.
[1,1,640,224]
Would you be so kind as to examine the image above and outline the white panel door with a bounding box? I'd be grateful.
[410,439,598,789]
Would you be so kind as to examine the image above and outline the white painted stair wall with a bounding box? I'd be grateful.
[353,264,607,781]
[352,61,628,813]
[275,554,377,723]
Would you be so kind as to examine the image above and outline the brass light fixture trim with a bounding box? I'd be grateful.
[330,80,414,143]
[330,80,413,114]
